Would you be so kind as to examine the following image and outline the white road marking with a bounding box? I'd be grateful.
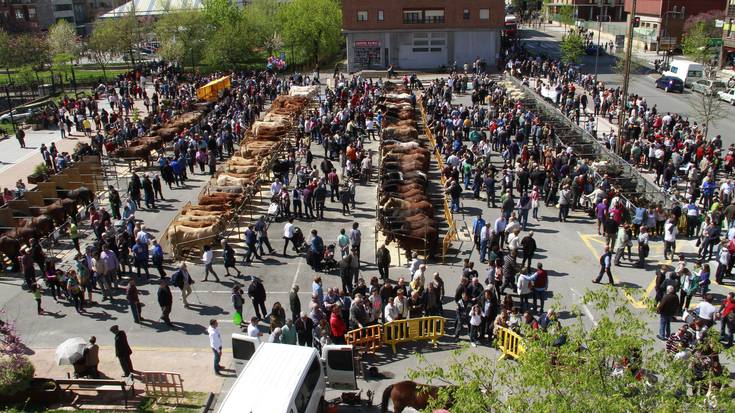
[292,257,303,288]
[570,288,598,326]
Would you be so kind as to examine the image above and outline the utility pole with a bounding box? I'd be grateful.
[3,86,16,133]
[617,0,636,155]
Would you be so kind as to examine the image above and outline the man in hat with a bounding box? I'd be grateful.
[110,325,133,377]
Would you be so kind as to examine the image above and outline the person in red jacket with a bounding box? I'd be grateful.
[330,306,347,345]
[719,292,735,348]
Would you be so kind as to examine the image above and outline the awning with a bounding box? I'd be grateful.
[100,0,204,18]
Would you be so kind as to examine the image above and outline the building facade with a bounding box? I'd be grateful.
[624,0,727,51]
[342,0,505,72]
[547,0,626,23]
[722,0,735,68]
[0,0,125,33]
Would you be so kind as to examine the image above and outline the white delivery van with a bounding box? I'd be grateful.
[219,339,356,413]
[663,59,704,87]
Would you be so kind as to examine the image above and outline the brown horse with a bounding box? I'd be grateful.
[380,380,450,413]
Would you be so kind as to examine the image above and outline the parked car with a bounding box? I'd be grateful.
[585,45,605,56]
[718,88,735,105]
[654,76,684,93]
[691,79,727,95]
[0,106,38,124]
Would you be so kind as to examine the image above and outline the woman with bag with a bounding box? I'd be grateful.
[680,269,698,314]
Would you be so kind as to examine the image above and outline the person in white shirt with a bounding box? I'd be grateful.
[715,240,731,284]
[694,295,717,337]
[247,316,263,340]
[207,319,224,375]
[384,297,399,323]
[270,180,283,197]
[282,218,295,256]
[135,225,151,244]
[394,290,409,319]
[202,244,219,282]
[412,264,427,292]
[408,252,423,277]
[507,228,521,255]
[469,305,482,347]
[517,271,534,312]
[663,218,678,260]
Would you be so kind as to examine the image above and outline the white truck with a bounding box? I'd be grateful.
[663,59,704,87]
[217,336,357,413]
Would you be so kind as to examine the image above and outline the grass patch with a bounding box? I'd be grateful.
[0,122,16,135]
[0,391,208,413]
[1,68,129,87]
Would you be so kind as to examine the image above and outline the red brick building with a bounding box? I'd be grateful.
[342,0,505,71]
[624,0,727,51]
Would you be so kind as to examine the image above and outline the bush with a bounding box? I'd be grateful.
[0,355,35,396]
[32,163,49,176]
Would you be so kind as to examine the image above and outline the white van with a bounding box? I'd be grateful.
[663,59,704,87]
[218,339,356,413]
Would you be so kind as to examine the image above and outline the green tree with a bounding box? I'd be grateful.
[88,18,125,81]
[47,20,81,88]
[245,0,284,56]
[154,10,209,67]
[199,0,256,69]
[690,88,723,138]
[278,0,342,66]
[560,32,585,64]
[411,287,735,412]
[558,4,575,30]
[682,21,716,65]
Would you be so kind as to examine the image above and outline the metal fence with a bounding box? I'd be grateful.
[507,76,672,210]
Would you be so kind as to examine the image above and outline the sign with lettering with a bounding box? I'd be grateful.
[355,40,380,48]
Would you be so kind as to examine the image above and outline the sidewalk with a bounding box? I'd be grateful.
[30,345,228,393]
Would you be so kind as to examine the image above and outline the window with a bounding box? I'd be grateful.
[14,8,23,19]
[295,358,321,413]
[463,9,470,20]
[327,350,354,372]
[27,6,34,18]
[403,10,422,24]
[357,10,367,21]
[377,10,384,21]
[412,47,429,52]
[425,9,444,23]
[480,9,490,20]
[54,4,73,11]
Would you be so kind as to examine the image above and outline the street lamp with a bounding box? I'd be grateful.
[593,9,612,80]
[3,85,17,133]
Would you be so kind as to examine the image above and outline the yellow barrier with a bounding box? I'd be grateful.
[495,326,525,360]
[196,75,231,102]
[383,316,445,353]
[441,223,457,264]
[345,324,383,354]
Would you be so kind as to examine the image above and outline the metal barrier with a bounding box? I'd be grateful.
[345,324,383,354]
[506,76,671,209]
[383,316,445,353]
[139,370,185,403]
[441,224,457,264]
[495,326,525,360]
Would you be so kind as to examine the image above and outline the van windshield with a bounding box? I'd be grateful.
[688,70,703,77]
[295,358,321,413]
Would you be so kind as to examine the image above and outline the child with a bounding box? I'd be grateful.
[32,283,43,315]
[469,304,482,347]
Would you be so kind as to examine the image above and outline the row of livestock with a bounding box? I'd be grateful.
[0,186,95,270]
[110,106,208,162]
[377,82,438,258]
[166,94,313,257]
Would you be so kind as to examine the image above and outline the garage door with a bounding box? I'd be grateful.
[398,32,447,69]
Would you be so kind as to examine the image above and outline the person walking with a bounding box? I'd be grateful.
[208,319,224,375]
[157,279,173,327]
[231,285,245,327]
[593,246,614,285]
[247,277,267,321]
[202,245,220,282]
[151,240,166,278]
[657,285,680,340]
[126,278,142,323]
[295,312,315,347]
[110,325,133,377]
[376,243,391,280]
[282,218,296,256]
[170,262,194,308]
[142,174,156,209]
[254,216,276,256]
[243,225,262,263]
[349,222,362,260]
[222,240,241,277]
[520,231,537,269]
[131,240,151,280]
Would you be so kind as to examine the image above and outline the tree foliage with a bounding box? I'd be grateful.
[682,20,718,65]
[690,89,723,138]
[154,10,210,66]
[410,287,735,412]
[558,4,575,28]
[560,32,585,64]
[47,20,80,62]
[277,0,342,65]
[88,18,125,80]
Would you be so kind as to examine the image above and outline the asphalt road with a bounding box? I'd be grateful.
[522,28,735,147]
[2,68,734,404]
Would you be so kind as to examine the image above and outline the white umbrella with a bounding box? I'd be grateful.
[55,337,87,366]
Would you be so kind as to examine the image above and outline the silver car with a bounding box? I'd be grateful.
[718,88,735,105]
[691,79,727,95]
[0,106,37,124]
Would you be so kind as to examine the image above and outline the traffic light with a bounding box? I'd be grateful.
[633,17,640,27]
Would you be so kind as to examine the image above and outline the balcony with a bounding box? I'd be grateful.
[403,16,445,24]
